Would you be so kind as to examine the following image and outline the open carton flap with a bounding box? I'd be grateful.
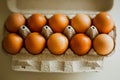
[7,0,113,14]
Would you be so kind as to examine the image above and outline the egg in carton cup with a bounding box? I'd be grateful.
[3,0,116,73]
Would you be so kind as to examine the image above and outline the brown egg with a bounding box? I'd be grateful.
[5,13,25,33]
[93,12,114,33]
[3,33,23,54]
[70,34,92,56]
[48,14,69,32]
[27,13,47,32]
[71,14,91,33]
[47,33,68,55]
[25,32,46,55]
[93,34,114,56]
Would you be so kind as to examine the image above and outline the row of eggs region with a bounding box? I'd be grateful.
[3,31,114,56]
[5,12,114,33]
[3,12,115,56]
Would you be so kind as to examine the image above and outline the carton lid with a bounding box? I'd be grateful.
[7,0,113,14]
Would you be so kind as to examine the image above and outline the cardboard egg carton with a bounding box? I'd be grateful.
[5,0,116,72]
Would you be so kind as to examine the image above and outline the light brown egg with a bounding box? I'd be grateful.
[71,14,91,33]
[93,34,114,56]
[93,12,114,33]
[5,13,26,33]
[70,34,92,56]
[25,32,46,55]
[47,33,68,55]
[27,13,47,32]
[3,33,23,54]
[48,14,69,32]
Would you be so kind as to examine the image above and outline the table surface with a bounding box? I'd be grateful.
[0,0,120,80]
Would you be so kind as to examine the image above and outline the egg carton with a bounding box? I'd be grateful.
[5,0,116,73]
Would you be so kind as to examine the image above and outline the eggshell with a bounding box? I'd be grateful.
[3,33,23,54]
[70,34,92,56]
[47,33,69,55]
[27,13,47,32]
[48,14,69,32]
[93,12,114,33]
[5,13,25,33]
[25,32,46,55]
[93,34,114,56]
[71,14,91,33]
